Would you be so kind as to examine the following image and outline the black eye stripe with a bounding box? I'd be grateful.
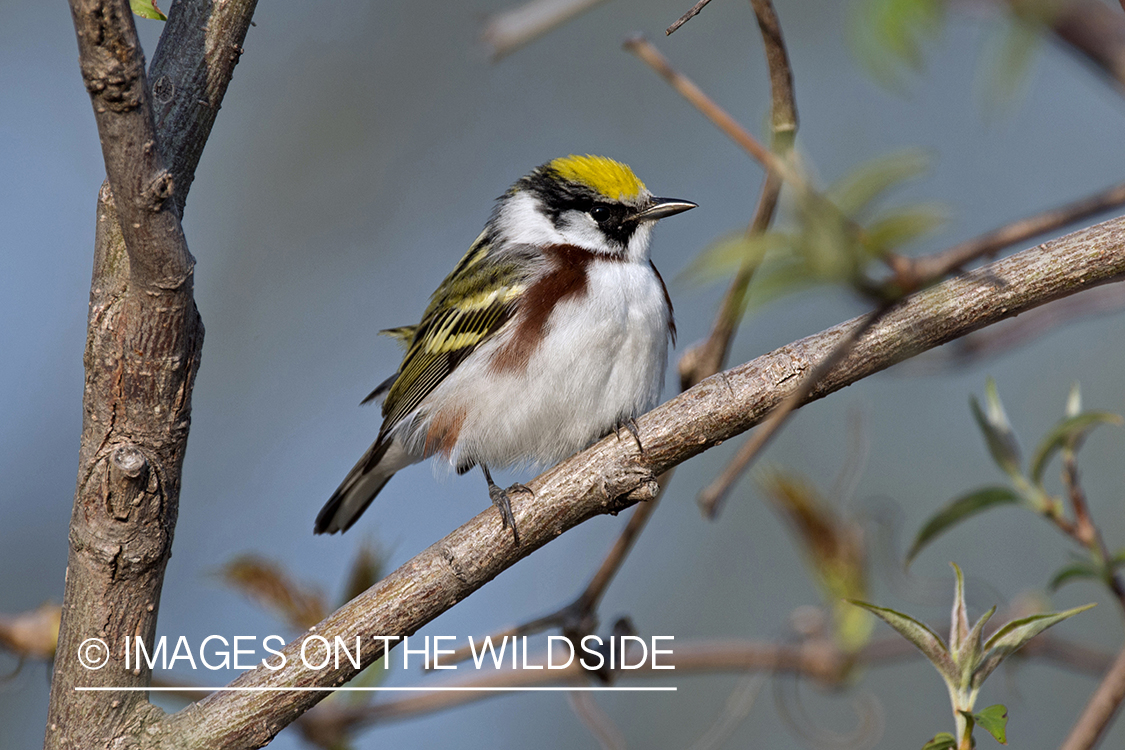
[514,167,639,246]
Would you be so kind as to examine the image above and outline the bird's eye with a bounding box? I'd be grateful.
[589,204,612,223]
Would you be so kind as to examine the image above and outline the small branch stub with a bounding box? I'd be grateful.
[111,444,148,479]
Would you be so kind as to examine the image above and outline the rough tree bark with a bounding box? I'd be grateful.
[46,1,257,748]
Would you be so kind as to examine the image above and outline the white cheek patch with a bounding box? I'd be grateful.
[496,192,566,247]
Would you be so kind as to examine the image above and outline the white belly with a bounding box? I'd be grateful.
[403,260,670,470]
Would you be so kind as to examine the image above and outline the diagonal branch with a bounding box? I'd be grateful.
[1060,641,1125,750]
[149,216,1125,749]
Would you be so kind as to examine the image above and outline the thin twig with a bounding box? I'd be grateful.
[623,35,795,184]
[1059,642,1125,750]
[680,0,797,387]
[1060,453,1125,610]
[439,477,668,667]
[483,0,609,59]
[892,181,1125,288]
[569,691,628,750]
[699,178,1125,517]
[291,632,1110,734]
[698,304,894,518]
[917,283,1125,369]
[1039,0,1125,94]
[667,0,715,35]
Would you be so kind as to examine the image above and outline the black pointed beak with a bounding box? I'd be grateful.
[636,198,697,222]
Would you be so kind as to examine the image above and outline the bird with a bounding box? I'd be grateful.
[315,155,696,544]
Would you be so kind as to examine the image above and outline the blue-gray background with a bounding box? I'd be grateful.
[2,1,1124,747]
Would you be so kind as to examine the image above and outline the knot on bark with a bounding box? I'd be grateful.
[144,170,175,212]
[152,74,175,104]
[600,462,658,514]
[80,57,143,113]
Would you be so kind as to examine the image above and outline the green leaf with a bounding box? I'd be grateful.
[826,149,931,217]
[1047,561,1099,592]
[959,605,996,686]
[848,600,957,682]
[864,204,947,255]
[130,0,167,20]
[949,563,969,657]
[974,603,1096,688]
[906,486,1022,566]
[970,378,1021,477]
[1029,412,1122,485]
[848,0,945,89]
[921,732,957,750]
[979,16,1041,114]
[973,704,1008,744]
[681,231,780,285]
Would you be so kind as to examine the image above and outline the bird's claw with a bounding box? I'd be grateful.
[486,479,531,546]
[615,417,645,455]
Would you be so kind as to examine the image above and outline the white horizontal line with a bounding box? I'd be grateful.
[76,686,677,692]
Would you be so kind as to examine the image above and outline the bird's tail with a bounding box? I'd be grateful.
[315,438,417,534]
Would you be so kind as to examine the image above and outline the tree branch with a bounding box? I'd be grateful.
[67,0,190,290]
[46,1,257,748]
[293,632,1113,739]
[1060,642,1125,750]
[149,216,1125,749]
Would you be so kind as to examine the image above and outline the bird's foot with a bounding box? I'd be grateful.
[482,467,531,545]
[615,417,645,454]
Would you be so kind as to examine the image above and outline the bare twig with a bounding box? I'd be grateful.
[892,181,1125,286]
[680,0,797,387]
[483,0,609,59]
[667,0,715,35]
[623,35,794,184]
[1040,0,1125,93]
[293,632,1110,734]
[569,691,628,750]
[698,304,894,518]
[571,477,666,614]
[699,178,1125,517]
[439,477,668,668]
[920,282,1125,368]
[143,217,1125,749]
[1060,453,1125,610]
[1059,643,1125,750]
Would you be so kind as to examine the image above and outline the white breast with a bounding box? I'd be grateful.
[400,259,671,471]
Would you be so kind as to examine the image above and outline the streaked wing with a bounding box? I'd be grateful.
[359,325,419,405]
[380,237,531,435]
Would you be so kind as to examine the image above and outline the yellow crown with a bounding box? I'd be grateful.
[548,155,648,202]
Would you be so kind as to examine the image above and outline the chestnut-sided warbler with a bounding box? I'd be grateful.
[315,155,695,543]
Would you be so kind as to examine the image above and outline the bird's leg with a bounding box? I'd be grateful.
[481,465,528,545]
[615,416,645,455]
